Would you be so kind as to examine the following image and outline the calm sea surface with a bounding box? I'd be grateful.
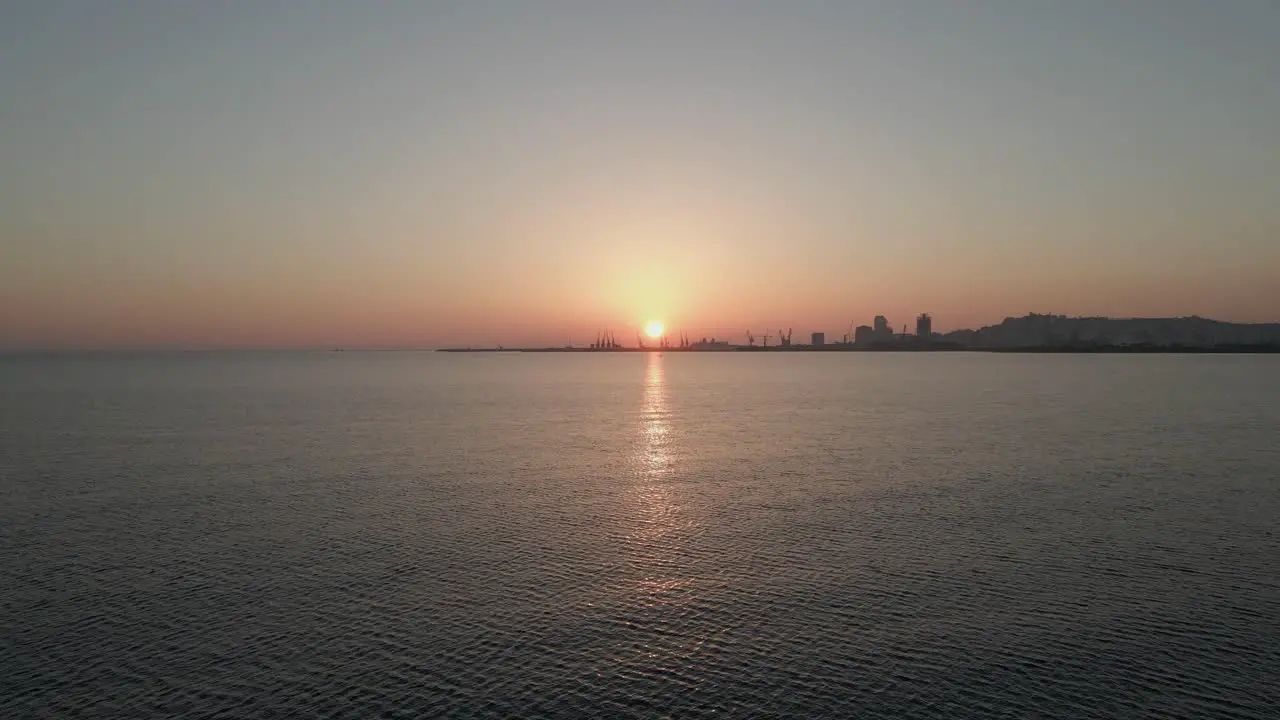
[2,352,1278,718]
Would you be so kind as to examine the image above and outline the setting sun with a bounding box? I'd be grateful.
[644,320,665,339]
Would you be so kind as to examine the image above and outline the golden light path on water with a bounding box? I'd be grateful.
[631,351,682,605]
[614,351,718,674]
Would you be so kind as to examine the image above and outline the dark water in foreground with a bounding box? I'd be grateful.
[2,352,1278,718]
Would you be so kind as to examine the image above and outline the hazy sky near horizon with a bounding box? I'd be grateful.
[3,1,1278,348]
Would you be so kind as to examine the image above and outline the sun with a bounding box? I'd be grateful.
[644,320,665,339]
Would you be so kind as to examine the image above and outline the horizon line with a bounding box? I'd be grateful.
[4,312,1279,353]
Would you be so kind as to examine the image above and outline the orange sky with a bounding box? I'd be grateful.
[3,3,1279,349]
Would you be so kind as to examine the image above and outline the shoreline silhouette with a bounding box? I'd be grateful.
[439,314,1280,353]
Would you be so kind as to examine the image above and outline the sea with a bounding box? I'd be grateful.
[2,351,1277,719]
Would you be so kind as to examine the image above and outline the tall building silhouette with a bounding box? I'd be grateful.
[873,315,892,342]
[916,313,932,342]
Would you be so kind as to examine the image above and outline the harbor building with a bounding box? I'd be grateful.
[916,313,933,342]
[873,316,893,342]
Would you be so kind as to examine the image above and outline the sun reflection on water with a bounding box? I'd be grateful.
[640,352,674,476]
[609,352,719,678]
[625,353,694,607]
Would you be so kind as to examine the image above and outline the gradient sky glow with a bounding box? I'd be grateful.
[3,0,1278,349]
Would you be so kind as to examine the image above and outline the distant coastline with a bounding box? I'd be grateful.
[438,314,1280,354]
[437,344,1280,354]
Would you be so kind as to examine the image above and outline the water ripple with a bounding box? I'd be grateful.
[3,352,1279,718]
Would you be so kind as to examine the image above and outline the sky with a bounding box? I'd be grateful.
[2,0,1278,349]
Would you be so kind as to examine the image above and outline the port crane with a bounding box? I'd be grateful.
[746,330,755,347]
[591,330,620,349]
[778,329,792,347]
[761,332,772,348]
